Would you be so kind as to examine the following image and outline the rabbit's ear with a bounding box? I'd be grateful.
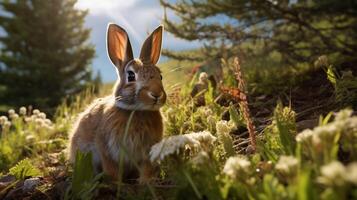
[107,23,133,71]
[139,25,163,65]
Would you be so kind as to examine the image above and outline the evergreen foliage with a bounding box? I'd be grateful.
[0,0,95,109]
[160,0,357,66]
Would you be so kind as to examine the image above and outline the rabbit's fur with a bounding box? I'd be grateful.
[68,24,166,183]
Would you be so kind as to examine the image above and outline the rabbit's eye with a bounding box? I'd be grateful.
[160,75,162,80]
[127,71,135,82]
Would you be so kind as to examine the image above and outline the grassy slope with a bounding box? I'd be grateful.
[159,58,200,91]
[0,50,356,199]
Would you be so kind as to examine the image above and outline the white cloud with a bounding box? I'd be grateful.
[75,0,201,81]
[75,0,137,14]
[75,0,164,44]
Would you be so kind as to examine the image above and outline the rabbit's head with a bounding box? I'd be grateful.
[107,23,166,111]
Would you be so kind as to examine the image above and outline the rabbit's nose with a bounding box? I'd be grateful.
[148,92,163,100]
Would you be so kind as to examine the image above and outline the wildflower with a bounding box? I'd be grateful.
[35,118,43,125]
[30,115,37,121]
[186,131,216,147]
[295,128,314,144]
[150,134,199,163]
[0,116,8,125]
[223,156,251,179]
[345,162,357,185]
[335,109,353,121]
[318,161,346,187]
[199,72,208,83]
[275,156,299,175]
[295,109,357,156]
[149,131,216,163]
[8,109,15,116]
[33,109,40,115]
[44,119,52,125]
[10,114,19,120]
[216,120,235,156]
[19,107,27,115]
[38,112,46,119]
[24,117,32,123]
[42,124,54,131]
[216,120,235,135]
[3,121,11,129]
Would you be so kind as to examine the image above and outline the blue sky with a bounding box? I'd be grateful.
[75,0,201,82]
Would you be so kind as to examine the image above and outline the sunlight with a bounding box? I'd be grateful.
[75,0,143,43]
[75,0,137,14]
[0,1,356,199]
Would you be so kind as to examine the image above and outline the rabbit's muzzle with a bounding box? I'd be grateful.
[138,80,166,109]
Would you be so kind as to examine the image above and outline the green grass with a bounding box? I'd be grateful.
[159,58,200,90]
[0,56,357,199]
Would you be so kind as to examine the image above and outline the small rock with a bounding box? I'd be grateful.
[23,177,41,192]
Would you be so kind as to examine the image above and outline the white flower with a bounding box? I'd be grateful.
[44,119,52,125]
[345,162,357,185]
[38,112,46,119]
[296,109,357,149]
[149,131,216,163]
[10,114,19,120]
[0,116,8,125]
[42,124,54,130]
[314,123,341,138]
[8,109,15,116]
[149,134,199,163]
[19,107,27,115]
[199,72,208,83]
[24,117,31,123]
[186,131,217,147]
[35,118,43,125]
[318,161,346,187]
[3,121,11,129]
[275,156,299,175]
[33,109,40,115]
[223,156,251,179]
[216,120,235,135]
[335,109,353,121]
[30,115,37,121]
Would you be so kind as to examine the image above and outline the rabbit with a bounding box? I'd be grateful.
[68,23,166,183]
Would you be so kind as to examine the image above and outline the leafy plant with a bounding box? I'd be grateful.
[9,158,41,180]
[258,103,297,161]
[324,60,357,107]
[65,151,102,200]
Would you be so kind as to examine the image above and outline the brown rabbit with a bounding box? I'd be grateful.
[68,23,166,183]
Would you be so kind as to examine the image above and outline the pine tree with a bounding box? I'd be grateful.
[160,0,357,66]
[0,0,95,110]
